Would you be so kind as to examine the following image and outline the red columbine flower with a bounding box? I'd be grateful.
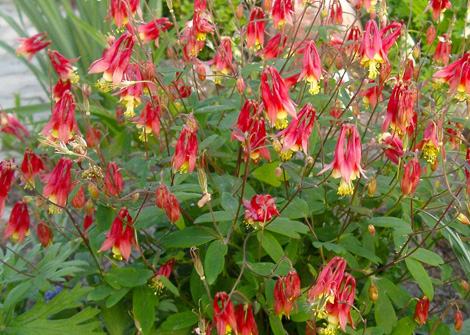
[149,259,176,294]
[298,40,323,95]
[89,32,135,87]
[243,194,280,226]
[4,201,30,243]
[454,310,463,332]
[155,184,181,223]
[172,125,198,174]
[51,79,72,102]
[236,304,258,335]
[401,157,421,196]
[359,20,386,79]
[274,271,301,318]
[138,18,172,47]
[116,63,144,118]
[277,103,316,160]
[48,50,79,83]
[213,292,237,335]
[21,149,44,189]
[43,158,73,214]
[318,124,366,196]
[259,33,287,59]
[378,132,404,164]
[446,122,463,150]
[261,66,297,129]
[0,111,30,141]
[359,79,382,109]
[433,34,452,65]
[416,121,441,164]
[41,91,79,143]
[426,0,451,21]
[105,162,124,197]
[107,0,141,28]
[84,213,94,235]
[192,11,213,42]
[16,32,50,63]
[324,273,356,334]
[246,7,266,50]
[208,38,233,84]
[330,0,343,24]
[71,183,86,209]
[434,52,470,101]
[0,159,15,219]
[414,296,430,326]
[183,28,205,58]
[382,81,417,136]
[156,184,170,209]
[99,207,134,261]
[271,0,293,28]
[194,0,207,12]
[135,101,161,141]
[37,222,52,247]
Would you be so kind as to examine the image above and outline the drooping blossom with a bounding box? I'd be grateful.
[192,11,214,42]
[3,201,30,243]
[213,292,237,335]
[277,103,316,160]
[274,271,301,318]
[298,40,323,95]
[433,52,470,101]
[308,257,347,309]
[446,122,463,150]
[382,81,417,136]
[16,32,50,62]
[414,296,430,326]
[88,32,134,87]
[258,33,287,59]
[116,63,144,117]
[135,101,161,141]
[318,124,366,196]
[401,157,421,196]
[105,162,124,197]
[359,20,387,79]
[454,310,463,332]
[208,38,233,84]
[236,304,258,335]
[183,27,205,58]
[107,0,141,28]
[37,222,52,247]
[416,121,441,164]
[71,183,86,209]
[377,132,404,164]
[43,158,73,214]
[51,79,72,102]
[48,50,79,83]
[99,207,134,261]
[323,273,356,334]
[194,0,207,12]
[246,7,265,50]
[261,66,297,129]
[345,26,362,57]
[41,90,79,143]
[0,159,15,219]
[155,184,181,223]
[330,0,343,24]
[271,0,293,28]
[21,149,44,189]
[0,111,30,141]
[138,18,172,46]
[172,124,198,174]
[426,0,451,21]
[359,79,382,109]
[149,259,176,294]
[433,34,452,65]
[243,194,280,226]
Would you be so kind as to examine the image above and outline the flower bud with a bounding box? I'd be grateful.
[71,185,86,210]
[352,103,360,118]
[414,296,429,326]
[321,9,328,19]
[132,192,140,203]
[84,199,94,215]
[457,213,470,225]
[454,310,463,332]
[156,185,169,209]
[368,178,377,197]
[412,45,420,60]
[263,0,272,12]
[197,193,212,208]
[236,77,245,94]
[88,183,99,199]
[37,222,52,247]
[368,224,376,235]
[272,139,282,153]
[275,166,282,178]
[426,25,436,45]
[236,4,244,19]
[369,284,378,302]
[165,193,180,223]
[190,247,205,279]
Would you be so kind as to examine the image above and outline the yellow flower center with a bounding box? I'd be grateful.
[112,245,123,261]
[423,142,439,164]
[306,76,321,95]
[275,110,289,129]
[338,178,354,196]
[179,161,189,174]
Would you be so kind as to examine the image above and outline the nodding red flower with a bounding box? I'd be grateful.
[359,20,387,79]
[271,0,293,28]
[156,184,170,209]
[231,100,259,142]
[37,222,52,247]
[277,103,316,160]
[105,162,124,197]
[48,50,79,83]
[434,52,470,101]
[330,101,342,122]
[21,149,44,189]
[16,32,50,63]
[433,34,452,65]
[401,157,421,196]
[172,126,198,174]
[359,79,382,109]
[165,192,180,223]
[324,274,356,333]
[416,121,441,164]
[41,91,79,143]
[86,125,101,148]
[183,28,205,58]
[3,201,30,243]
[51,79,72,102]
[236,304,258,335]
[308,257,347,307]
[426,0,451,21]
[378,132,404,164]
[298,40,323,95]
[318,124,366,196]
[99,207,134,262]
[330,0,343,24]
[192,11,214,42]
[135,101,161,141]
[426,25,437,44]
[194,0,207,12]
[243,194,280,226]
[208,38,233,84]
[258,33,287,59]
[213,292,237,335]
[149,259,176,294]
[0,111,30,141]
[84,213,94,234]
[382,81,417,136]
[116,63,144,118]
[138,18,172,47]
[0,159,15,219]
[274,271,301,318]
[71,183,86,210]
[107,0,141,28]
[43,158,73,214]
[246,7,266,50]
[261,66,297,129]
[446,122,463,150]
[414,296,430,326]
[88,32,135,87]
[346,26,362,56]
[454,310,463,332]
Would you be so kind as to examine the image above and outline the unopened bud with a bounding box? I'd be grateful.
[369,284,378,302]
[368,178,377,197]
[236,77,245,94]
[426,25,436,45]
[461,280,469,292]
[454,310,463,332]
[236,4,244,19]
[412,45,420,60]
[275,166,282,178]
[195,61,206,82]
[321,9,328,19]
[88,183,99,199]
[352,103,360,118]
[132,193,140,203]
[457,213,470,225]
[190,247,205,279]
[306,156,314,166]
[272,139,282,153]
[156,185,169,209]
[263,0,272,12]
[85,199,94,215]
[246,86,253,95]
[368,224,376,235]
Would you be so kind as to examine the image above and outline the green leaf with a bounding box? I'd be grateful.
[252,161,289,187]
[221,192,238,215]
[160,311,198,331]
[258,230,284,263]
[87,284,114,302]
[204,240,228,285]
[268,312,287,335]
[367,217,412,234]
[374,292,397,334]
[281,198,309,219]
[194,211,234,224]
[105,268,153,289]
[409,248,444,266]
[101,303,131,335]
[339,236,381,265]
[95,205,114,232]
[161,227,217,248]
[390,316,415,335]
[159,275,180,297]
[312,241,346,254]
[174,215,186,230]
[105,288,130,308]
[133,286,156,330]
[4,281,32,312]
[265,218,309,239]
[405,258,434,300]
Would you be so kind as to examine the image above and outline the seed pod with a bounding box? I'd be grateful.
[236,77,245,94]
[236,4,244,19]
[368,224,376,235]
[461,280,469,291]
[457,213,470,225]
[368,178,377,197]
[87,183,99,199]
[369,284,378,302]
